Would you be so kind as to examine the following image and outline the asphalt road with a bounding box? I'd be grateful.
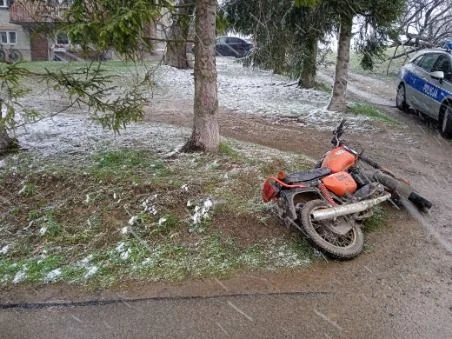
[1,288,448,339]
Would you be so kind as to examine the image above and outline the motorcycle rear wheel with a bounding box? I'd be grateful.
[300,200,364,259]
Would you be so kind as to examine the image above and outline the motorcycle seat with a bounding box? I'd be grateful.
[283,167,331,184]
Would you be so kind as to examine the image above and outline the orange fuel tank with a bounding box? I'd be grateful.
[321,171,357,197]
[322,146,357,173]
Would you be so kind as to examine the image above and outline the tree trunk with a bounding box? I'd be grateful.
[298,36,317,89]
[0,126,17,155]
[183,0,219,152]
[271,42,286,75]
[328,14,353,112]
[164,0,193,69]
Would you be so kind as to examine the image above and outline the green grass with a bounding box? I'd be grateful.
[326,47,411,79]
[19,183,37,197]
[363,206,389,232]
[219,142,239,157]
[348,102,397,124]
[314,81,332,93]
[0,145,317,288]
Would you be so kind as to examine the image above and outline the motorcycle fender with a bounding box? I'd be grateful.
[280,188,323,220]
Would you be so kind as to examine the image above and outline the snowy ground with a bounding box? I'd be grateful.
[153,57,374,130]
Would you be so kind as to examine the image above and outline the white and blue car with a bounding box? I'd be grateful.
[396,43,452,138]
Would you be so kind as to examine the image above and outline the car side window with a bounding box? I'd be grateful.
[412,55,424,66]
[432,55,452,82]
[417,53,439,72]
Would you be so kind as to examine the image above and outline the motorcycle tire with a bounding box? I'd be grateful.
[300,200,364,259]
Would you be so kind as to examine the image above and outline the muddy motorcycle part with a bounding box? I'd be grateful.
[300,200,364,259]
[278,187,325,220]
[311,193,391,221]
[373,171,432,211]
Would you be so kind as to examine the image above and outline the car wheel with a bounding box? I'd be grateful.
[440,104,452,139]
[396,84,408,112]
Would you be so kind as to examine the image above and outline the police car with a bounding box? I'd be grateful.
[396,42,452,138]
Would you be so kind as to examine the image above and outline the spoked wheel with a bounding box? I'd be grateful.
[300,200,364,259]
[8,49,23,63]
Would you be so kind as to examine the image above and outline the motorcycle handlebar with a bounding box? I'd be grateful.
[331,119,347,146]
[358,154,381,169]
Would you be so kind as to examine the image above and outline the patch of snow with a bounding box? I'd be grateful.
[164,143,184,158]
[116,242,126,253]
[44,268,62,283]
[16,113,190,161]
[120,226,129,235]
[153,58,373,131]
[78,254,93,267]
[141,197,158,215]
[84,194,91,204]
[141,258,152,266]
[39,226,48,236]
[203,199,213,210]
[84,266,98,279]
[120,249,131,260]
[187,200,192,207]
[13,270,27,284]
[0,244,10,255]
[181,184,189,192]
[191,198,214,225]
[158,217,167,226]
[116,242,131,260]
[128,216,138,226]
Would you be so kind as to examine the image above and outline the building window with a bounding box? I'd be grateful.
[0,0,7,9]
[0,31,17,45]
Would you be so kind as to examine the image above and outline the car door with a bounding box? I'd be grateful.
[411,52,441,117]
[430,54,452,120]
[229,38,247,57]
[402,54,424,109]
[224,37,240,57]
[216,37,228,56]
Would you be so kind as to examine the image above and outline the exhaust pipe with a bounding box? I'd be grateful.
[312,193,391,221]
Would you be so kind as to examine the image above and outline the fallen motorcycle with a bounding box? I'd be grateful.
[262,119,432,259]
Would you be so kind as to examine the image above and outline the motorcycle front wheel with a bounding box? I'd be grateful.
[300,200,364,259]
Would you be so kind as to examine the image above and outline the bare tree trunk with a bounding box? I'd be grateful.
[164,0,193,69]
[298,36,317,89]
[328,14,353,112]
[0,126,17,155]
[183,0,219,152]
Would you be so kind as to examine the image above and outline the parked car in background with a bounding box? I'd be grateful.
[396,44,452,138]
[215,36,252,58]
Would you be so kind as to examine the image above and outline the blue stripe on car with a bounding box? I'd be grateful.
[403,71,451,103]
